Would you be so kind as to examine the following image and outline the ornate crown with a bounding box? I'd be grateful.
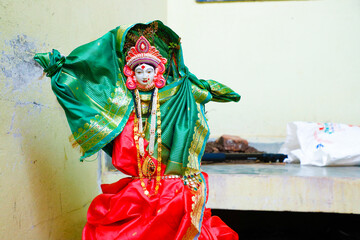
[125,36,167,69]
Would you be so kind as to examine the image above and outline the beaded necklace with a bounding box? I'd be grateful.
[133,88,162,197]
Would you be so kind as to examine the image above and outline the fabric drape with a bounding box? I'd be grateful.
[34,20,240,175]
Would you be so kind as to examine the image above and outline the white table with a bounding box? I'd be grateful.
[202,163,360,214]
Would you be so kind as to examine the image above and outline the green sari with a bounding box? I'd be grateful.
[34,20,240,175]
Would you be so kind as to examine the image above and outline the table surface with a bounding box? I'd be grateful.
[202,163,360,178]
[201,163,360,214]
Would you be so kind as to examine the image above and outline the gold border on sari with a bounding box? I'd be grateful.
[68,73,132,154]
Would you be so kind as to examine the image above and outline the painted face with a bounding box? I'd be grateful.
[134,64,155,87]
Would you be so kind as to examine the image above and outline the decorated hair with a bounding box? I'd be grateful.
[124,36,167,90]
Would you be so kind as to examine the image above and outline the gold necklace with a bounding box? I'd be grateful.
[134,89,162,197]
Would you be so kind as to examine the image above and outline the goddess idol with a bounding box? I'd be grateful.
[35,21,240,240]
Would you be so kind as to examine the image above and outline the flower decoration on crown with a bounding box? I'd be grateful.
[124,36,167,90]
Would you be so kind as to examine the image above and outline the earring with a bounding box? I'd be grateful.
[126,76,137,90]
[154,75,165,88]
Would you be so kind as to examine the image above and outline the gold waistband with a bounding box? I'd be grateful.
[131,172,203,191]
[131,175,182,179]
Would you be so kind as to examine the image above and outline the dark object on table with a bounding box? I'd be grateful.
[202,153,287,163]
[204,135,287,163]
[205,135,263,154]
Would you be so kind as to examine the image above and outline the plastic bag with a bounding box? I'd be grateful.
[279,122,360,166]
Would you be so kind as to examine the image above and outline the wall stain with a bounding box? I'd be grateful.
[0,34,51,140]
[0,34,45,93]
[3,97,51,137]
[8,111,16,134]
[1,97,49,109]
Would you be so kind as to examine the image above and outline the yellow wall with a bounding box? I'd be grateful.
[168,0,360,141]
[0,1,166,239]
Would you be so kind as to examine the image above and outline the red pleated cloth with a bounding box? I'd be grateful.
[82,114,238,240]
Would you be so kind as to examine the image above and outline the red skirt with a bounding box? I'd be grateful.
[82,114,238,240]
